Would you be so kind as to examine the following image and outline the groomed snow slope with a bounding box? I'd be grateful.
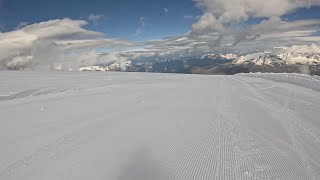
[0,71,320,180]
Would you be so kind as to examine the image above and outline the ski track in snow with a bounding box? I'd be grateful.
[0,71,320,180]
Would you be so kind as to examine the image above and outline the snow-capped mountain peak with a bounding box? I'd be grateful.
[220,53,238,60]
[235,52,286,66]
[79,60,132,72]
[200,53,238,60]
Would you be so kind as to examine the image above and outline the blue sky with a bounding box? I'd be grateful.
[0,0,201,41]
[1,0,320,70]
[2,0,318,41]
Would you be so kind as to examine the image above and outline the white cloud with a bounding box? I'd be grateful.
[16,22,29,29]
[126,14,320,57]
[99,52,130,70]
[189,0,320,47]
[251,18,320,34]
[137,16,320,56]
[139,17,146,27]
[21,18,103,39]
[134,17,146,36]
[193,0,320,23]
[252,19,320,45]
[0,18,136,70]
[163,8,169,14]
[192,13,225,34]
[6,56,34,70]
[88,14,104,22]
[277,43,320,53]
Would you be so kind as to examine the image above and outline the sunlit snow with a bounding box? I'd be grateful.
[0,71,320,180]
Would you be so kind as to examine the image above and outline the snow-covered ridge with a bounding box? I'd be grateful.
[234,52,320,66]
[79,66,107,72]
[239,73,320,92]
[79,61,132,72]
[220,53,238,60]
[200,53,238,60]
[78,52,320,73]
[235,52,285,66]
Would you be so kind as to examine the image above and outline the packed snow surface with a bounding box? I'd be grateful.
[1,71,320,180]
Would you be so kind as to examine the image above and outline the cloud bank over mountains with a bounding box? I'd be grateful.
[278,43,320,53]
[1,0,320,70]
[0,19,136,70]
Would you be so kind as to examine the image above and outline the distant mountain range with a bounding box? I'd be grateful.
[79,52,320,75]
